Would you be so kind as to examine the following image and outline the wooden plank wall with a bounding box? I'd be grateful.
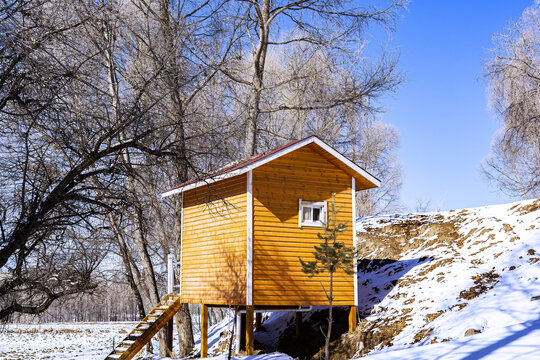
[253,147,355,306]
[181,174,247,305]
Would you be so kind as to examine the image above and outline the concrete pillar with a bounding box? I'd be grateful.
[235,312,241,353]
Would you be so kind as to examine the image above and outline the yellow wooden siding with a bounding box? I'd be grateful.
[306,143,376,190]
[181,174,247,305]
[253,147,355,306]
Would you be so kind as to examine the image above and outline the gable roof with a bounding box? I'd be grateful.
[161,136,380,198]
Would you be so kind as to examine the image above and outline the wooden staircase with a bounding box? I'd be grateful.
[105,294,182,360]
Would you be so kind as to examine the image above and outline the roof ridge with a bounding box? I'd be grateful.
[164,136,315,194]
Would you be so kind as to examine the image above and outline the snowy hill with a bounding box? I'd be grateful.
[334,198,540,359]
[193,199,540,360]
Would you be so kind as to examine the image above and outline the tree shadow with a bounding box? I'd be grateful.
[441,316,540,360]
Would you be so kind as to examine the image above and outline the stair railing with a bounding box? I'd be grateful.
[167,253,181,295]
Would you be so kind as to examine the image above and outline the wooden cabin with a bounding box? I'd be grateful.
[162,136,379,355]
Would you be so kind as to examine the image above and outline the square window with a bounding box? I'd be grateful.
[298,199,327,227]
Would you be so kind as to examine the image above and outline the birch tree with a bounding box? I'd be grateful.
[482,1,540,198]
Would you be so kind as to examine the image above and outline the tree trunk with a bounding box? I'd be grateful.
[245,80,262,156]
[111,215,146,320]
[156,0,194,344]
[175,304,194,357]
[244,0,270,157]
[130,199,169,356]
[325,271,334,360]
[174,197,195,356]
[103,29,166,352]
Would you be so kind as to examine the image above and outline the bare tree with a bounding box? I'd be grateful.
[414,198,432,213]
[350,119,403,216]
[0,0,206,326]
[482,1,540,199]
[220,0,407,156]
[299,195,354,360]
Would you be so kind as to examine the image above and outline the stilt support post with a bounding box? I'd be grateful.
[201,304,208,357]
[256,312,263,331]
[295,312,302,337]
[349,305,357,333]
[246,306,254,355]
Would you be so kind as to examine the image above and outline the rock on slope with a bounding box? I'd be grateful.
[328,199,540,359]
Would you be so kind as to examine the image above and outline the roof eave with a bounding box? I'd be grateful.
[161,136,380,197]
[311,138,381,188]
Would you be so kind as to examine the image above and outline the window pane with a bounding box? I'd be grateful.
[303,207,311,221]
[313,207,321,221]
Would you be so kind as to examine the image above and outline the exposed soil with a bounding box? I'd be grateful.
[464,328,482,336]
[514,199,540,215]
[414,327,433,343]
[316,311,411,360]
[459,271,500,301]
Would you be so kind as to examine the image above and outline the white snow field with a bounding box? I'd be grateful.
[0,322,135,359]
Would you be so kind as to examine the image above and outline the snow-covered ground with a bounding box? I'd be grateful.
[348,198,540,358]
[362,319,540,360]
[0,322,135,359]
[1,199,539,360]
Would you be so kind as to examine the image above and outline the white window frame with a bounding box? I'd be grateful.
[298,199,327,228]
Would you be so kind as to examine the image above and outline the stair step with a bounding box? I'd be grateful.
[105,294,183,360]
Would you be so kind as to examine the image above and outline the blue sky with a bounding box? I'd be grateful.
[374,0,532,211]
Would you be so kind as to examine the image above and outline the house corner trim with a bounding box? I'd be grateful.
[352,177,358,306]
[247,170,253,306]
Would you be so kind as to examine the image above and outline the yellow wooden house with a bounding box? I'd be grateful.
[162,136,379,356]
